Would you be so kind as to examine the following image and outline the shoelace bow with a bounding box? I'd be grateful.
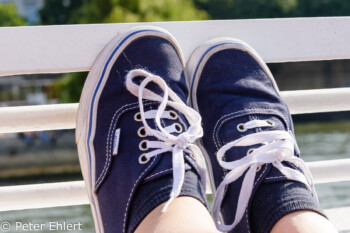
[212,119,318,232]
[125,69,204,212]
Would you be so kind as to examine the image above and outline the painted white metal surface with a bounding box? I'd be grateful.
[0,159,348,212]
[0,181,88,212]
[282,87,350,114]
[308,159,350,183]
[325,206,350,232]
[1,17,350,77]
[0,88,349,134]
[0,103,77,133]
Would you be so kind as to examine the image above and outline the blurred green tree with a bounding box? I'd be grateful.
[76,0,209,23]
[0,3,26,26]
[40,0,83,25]
[41,0,209,102]
[194,0,350,19]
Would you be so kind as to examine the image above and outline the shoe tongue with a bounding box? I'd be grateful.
[217,112,289,162]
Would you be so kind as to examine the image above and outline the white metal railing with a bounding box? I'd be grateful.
[0,17,350,230]
[0,88,349,134]
[0,159,349,212]
[0,181,88,212]
[1,17,350,77]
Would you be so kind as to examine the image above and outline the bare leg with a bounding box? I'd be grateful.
[271,210,338,233]
[135,196,219,233]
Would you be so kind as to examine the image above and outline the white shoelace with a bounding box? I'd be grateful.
[125,69,204,212]
[212,119,318,232]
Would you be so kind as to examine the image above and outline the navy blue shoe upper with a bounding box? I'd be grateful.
[81,28,205,233]
[188,40,317,232]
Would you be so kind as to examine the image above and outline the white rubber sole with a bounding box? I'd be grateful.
[75,26,184,233]
[186,37,281,221]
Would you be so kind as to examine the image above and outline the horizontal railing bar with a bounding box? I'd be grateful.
[0,103,78,133]
[325,206,350,231]
[308,159,350,184]
[0,159,349,212]
[0,181,88,212]
[0,88,349,134]
[282,87,350,115]
[1,17,350,77]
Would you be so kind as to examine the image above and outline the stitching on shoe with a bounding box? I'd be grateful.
[213,108,290,149]
[213,110,256,150]
[265,176,286,180]
[95,102,139,189]
[123,156,157,233]
[122,52,134,67]
[215,109,289,148]
[143,156,199,182]
[142,109,189,181]
[211,112,249,180]
[144,168,173,181]
[246,208,251,233]
[210,108,290,232]
[254,165,267,187]
[95,101,152,190]
[240,165,267,232]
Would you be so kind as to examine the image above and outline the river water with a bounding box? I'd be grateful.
[1,121,349,233]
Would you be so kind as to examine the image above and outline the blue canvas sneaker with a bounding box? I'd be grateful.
[76,26,206,233]
[186,38,318,232]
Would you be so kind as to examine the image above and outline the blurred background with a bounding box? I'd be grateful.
[0,0,349,232]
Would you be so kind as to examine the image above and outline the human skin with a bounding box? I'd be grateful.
[136,198,338,233]
[270,210,338,233]
[135,196,219,233]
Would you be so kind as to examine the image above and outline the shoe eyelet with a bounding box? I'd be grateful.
[174,123,183,133]
[237,123,247,132]
[256,164,263,173]
[134,112,142,122]
[247,148,255,155]
[137,126,147,138]
[266,120,275,126]
[168,110,178,120]
[139,154,150,164]
[139,140,149,151]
